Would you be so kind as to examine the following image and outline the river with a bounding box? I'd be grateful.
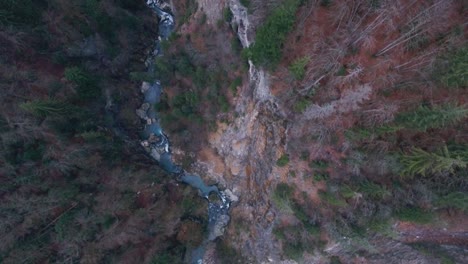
[138,1,232,263]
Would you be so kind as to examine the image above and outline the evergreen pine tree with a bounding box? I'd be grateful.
[400,146,467,177]
[20,100,72,118]
[396,104,468,131]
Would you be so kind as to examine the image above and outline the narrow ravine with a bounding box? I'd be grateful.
[137,1,233,262]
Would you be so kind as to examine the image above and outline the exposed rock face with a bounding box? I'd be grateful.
[223,189,239,203]
[209,214,231,241]
[187,1,289,262]
[229,0,252,47]
[211,97,287,261]
[198,0,225,24]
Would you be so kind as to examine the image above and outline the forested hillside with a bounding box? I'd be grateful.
[0,1,208,263]
[1,0,467,263]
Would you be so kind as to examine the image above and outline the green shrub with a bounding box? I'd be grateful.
[293,98,310,113]
[358,181,390,200]
[179,0,198,26]
[83,0,100,19]
[230,77,242,93]
[64,67,100,100]
[171,92,199,117]
[274,183,294,200]
[368,219,396,238]
[300,150,310,161]
[246,0,301,68]
[277,154,290,167]
[239,0,251,8]
[313,173,329,182]
[216,239,247,263]
[218,95,230,113]
[153,57,174,83]
[336,66,346,76]
[319,191,346,207]
[283,241,304,261]
[193,67,208,88]
[291,201,308,223]
[339,185,355,199]
[289,57,309,80]
[223,7,233,22]
[175,53,195,76]
[272,183,294,210]
[410,243,456,264]
[309,159,329,170]
[304,222,321,236]
[55,211,75,241]
[320,0,333,7]
[437,48,468,88]
[130,71,156,82]
[102,214,116,229]
[291,202,321,236]
[231,37,243,55]
[117,0,146,10]
[368,0,382,9]
[0,115,8,132]
[273,226,286,240]
[65,67,90,86]
[77,131,106,142]
[151,253,179,264]
[436,192,468,212]
[5,140,46,165]
[395,207,434,224]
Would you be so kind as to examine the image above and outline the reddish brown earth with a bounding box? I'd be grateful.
[397,213,468,246]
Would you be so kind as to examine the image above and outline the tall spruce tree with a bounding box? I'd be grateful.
[396,104,468,131]
[400,146,467,177]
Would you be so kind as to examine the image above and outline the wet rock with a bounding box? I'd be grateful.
[229,0,252,48]
[136,103,151,119]
[150,148,161,161]
[141,81,151,93]
[141,103,150,111]
[136,109,147,120]
[209,214,230,241]
[224,189,239,203]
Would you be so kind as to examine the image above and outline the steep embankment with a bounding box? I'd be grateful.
[195,0,291,262]
[185,0,468,263]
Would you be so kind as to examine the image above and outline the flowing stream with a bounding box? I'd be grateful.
[139,1,232,263]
